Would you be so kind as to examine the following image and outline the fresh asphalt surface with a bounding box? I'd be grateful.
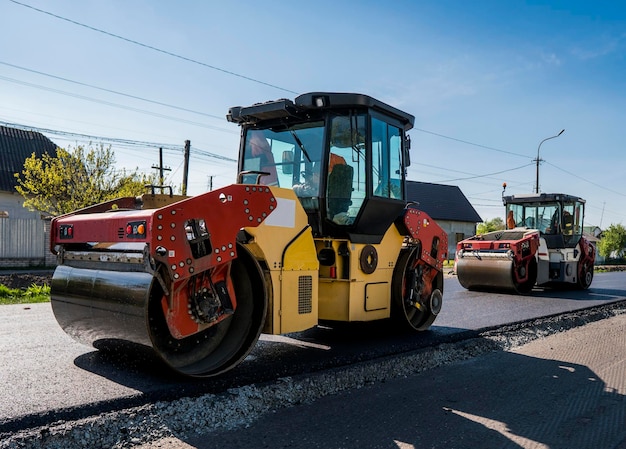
[1,272,625,436]
[151,312,626,449]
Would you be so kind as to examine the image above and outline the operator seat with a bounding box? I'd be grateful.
[327,164,353,224]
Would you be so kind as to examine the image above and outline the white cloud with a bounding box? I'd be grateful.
[540,52,562,66]
[569,33,626,60]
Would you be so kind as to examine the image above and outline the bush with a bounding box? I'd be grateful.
[603,257,626,266]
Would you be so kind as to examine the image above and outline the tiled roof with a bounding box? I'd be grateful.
[0,125,57,192]
[406,180,483,223]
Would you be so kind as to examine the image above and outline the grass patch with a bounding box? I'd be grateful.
[0,283,50,305]
[443,259,455,268]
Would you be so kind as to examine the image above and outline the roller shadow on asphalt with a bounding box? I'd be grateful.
[69,320,475,401]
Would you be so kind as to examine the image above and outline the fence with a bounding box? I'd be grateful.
[0,218,54,267]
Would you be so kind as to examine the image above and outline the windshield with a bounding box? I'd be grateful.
[241,122,325,195]
[506,200,584,236]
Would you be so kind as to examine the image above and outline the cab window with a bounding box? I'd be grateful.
[241,124,324,190]
[326,114,367,225]
[372,117,402,199]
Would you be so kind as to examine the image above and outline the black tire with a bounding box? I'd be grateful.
[391,247,443,331]
[577,260,594,290]
[513,258,537,294]
[148,249,267,377]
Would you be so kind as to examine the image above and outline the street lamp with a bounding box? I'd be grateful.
[534,129,565,193]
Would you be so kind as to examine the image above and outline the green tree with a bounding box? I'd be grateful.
[476,217,505,234]
[598,223,626,259]
[15,145,156,216]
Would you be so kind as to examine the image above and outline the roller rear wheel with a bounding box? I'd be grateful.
[577,260,593,290]
[512,258,537,294]
[148,254,267,377]
[392,248,443,331]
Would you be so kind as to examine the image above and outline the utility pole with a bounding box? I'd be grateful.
[534,129,565,193]
[182,140,190,196]
[600,202,606,228]
[207,175,214,191]
[151,147,171,187]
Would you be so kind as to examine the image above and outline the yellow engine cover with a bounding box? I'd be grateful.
[242,188,319,334]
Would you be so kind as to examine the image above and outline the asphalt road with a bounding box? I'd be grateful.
[1,272,625,436]
[146,312,626,449]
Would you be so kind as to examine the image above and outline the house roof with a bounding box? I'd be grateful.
[0,125,57,192]
[406,180,483,223]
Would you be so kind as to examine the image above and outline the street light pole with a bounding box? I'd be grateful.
[534,129,565,193]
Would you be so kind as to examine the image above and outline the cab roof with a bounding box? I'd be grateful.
[504,193,586,205]
[227,92,415,131]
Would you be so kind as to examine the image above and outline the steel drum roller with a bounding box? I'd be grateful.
[456,257,516,291]
[51,255,266,377]
[51,265,154,347]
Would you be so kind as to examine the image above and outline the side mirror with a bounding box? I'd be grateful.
[282,150,294,174]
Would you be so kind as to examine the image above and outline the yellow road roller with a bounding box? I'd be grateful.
[50,92,448,377]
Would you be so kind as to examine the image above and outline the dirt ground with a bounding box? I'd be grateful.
[0,272,53,290]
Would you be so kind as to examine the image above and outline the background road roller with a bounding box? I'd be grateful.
[455,192,595,293]
[50,92,448,377]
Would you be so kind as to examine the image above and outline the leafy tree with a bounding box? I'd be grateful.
[15,145,156,216]
[598,223,626,259]
[476,217,505,234]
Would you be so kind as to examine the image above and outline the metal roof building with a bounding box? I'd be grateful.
[0,125,56,192]
[406,181,482,223]
[406,180,482,260]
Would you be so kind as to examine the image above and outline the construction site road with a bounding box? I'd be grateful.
[142,304,626,449]
[1,272,625,448]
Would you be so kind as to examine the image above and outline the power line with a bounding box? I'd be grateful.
[192,147,237,163]
[438,163,534,183]
[415,161,530,179]
[0,61,227,122]
[414,127,531,159]
[413,161,533,184]
[415,162,478,176]
[0,74,237,133]
[1,120,175,149]
[9,0,298,95]
[544,161,626,198]
[0,120,237,162]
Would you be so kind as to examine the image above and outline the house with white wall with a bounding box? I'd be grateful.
[0,125,57,268]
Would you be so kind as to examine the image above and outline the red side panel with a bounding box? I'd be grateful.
[402,208,449,271]
[149,184,275,282]
[50,185,276,276]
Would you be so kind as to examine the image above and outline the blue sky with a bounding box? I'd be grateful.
[1,0,624,228]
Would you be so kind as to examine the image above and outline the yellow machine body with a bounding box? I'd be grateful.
[242,187,407,334]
